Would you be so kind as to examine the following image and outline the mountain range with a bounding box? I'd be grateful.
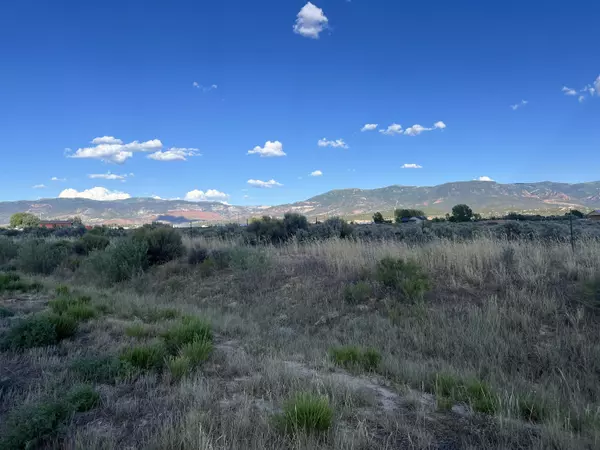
[2,180,600,225]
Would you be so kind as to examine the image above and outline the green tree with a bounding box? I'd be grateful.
[394,209,425,223]
[372,212,385,224]
[450,204,474,222]
[9,213,40,228]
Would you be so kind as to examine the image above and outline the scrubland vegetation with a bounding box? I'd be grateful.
[1,216,600,449]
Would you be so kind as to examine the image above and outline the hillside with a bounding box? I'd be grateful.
[2,181,600,225]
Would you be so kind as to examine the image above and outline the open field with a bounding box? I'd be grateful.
[1,222,600,449]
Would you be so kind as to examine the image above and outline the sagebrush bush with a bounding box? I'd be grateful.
[133,225,185,266]
[0,400,71,450]
[162,316,212,354]
[276,392,333,434]
[1,315,58,350]
[70,356,133,383]
[73,233,110,255]
[120,343,166,371]
[187,246,208,265]
[343,281,372,304]
[66,384,101,412]
[83,237,149,283]
[0,236,18,264]
[330,346,381,371]
[17,239,71,275]
[375,257,430,301]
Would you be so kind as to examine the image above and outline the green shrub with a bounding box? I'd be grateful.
[133,226,185,266]
[73,233,110,255]
[64,303,97,321]
[330,346,381,371]
[0,400,71,450]
[161,316,212,354]
[375,257,430,301]
[49,295,96,321]
[70,356,133,383]
[0,272,41,293]
[120,343,166,371]
[187,246,208,265]
[276,392,333,434]
[1,315,58,350]
[180,338,213,365]
[47,313,78,340]
[166,355,192,380]
[208,249,232,269]
[0,236,18,264]
[0,306,15,318]
[55,284,70,295]
[17,239,71,275]
[432,373,498,415]
[343,281,372,304]
[125,322,153,338]
[66,384,101,412]
[84,238,149,284]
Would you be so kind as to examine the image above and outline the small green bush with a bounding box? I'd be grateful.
[120,343,166,371]
[330,346,381,371]
[64,303,97,321]
[73,233,110,255]
[133,226,185,266]
[66,384,101,412]
[161,316,212,354]
[0,400,71,450]
[83,238,149,284]
[47,313,78,340]
[343,281,372,304]
[0,272,41,293]
[180,338,213,365]
[70,356,133,383]
[166,355,191,380]
[1,315,58,350]
[376,257,430,301]
[17,239,71,275]
[50,294,96,321]
[276,392,333,434]
[55,284,70,296]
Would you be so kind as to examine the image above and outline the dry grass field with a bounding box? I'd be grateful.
[1,228,600,449]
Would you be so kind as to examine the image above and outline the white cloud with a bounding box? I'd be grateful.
[247,179,283,188]
[293,2,329,39]
[564,77,599,102]
[401,164,422,169]
[247,140,286,157]
[147,147,200,161]
[379,123,403,135]
[361,123,378,132]
[433,121,446,129]
[70,137,163,163]
[405,121,447,136]
[595,76,600,94]
[184,189,229,202]
[88,172,128,181]
[476,176,494,182]
[579,95,585,103]
[310,170,323,177]
[193,81,200,88]
[59,187,131,201]
[51,177,66,182]
[152,195,163,200]
[562,86,577,96]
[318,138,348,149]
[91,136,123,145]
[32,184,47,189]
[510,100,528,110]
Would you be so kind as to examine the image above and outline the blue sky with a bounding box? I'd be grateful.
[1,0,599,205]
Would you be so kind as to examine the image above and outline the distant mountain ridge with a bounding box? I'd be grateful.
[2,181,600,225]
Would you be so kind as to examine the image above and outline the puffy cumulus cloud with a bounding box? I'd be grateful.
[293,2,328,39]
[88,172,129,181]
[562,86,577,96]
[476,176,494,182]
[510,100,528,110]
[184,189,229,202]
[247,179,283,188]
[91,136,123,145]
[147,148,200,161]
[58,187,131,201]
[404,121,447,136]
[247,140,286,157]
[69,137,163,164]
[401,164,422,169]
[310,170,323,177]
[318,138,348,149]
[32,184,47,189]
[379,124,403,135]
[433,121,446,129]
[361,123,378,132]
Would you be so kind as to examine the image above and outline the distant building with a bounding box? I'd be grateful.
[39,220,74,229]
[587,210,600,221]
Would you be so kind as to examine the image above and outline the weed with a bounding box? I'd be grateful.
[120,343,166,371]
[343,281,372,304]
[161,316,212,354]
[0,400,71,450]
[330,346,381,371]
[375,257,430,302]
[276,392,333,434]
[66,384,101,412]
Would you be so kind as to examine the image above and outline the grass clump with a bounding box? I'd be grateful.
[47,313,78,340]
[0,272,42,293]
[70,356,133,383]
[432,373,499,415]
[49,294,96,321]
[518,395,547,423]
[330,346,381,371]
[343,281,372,304]
[180,338,213,365]
[1,315,58,350]
[144,307,180,323]
[0,400,72,450]
[375,257,430,302]
[125,322,154,338]
[161,316,212,354]
[275,392,333,434]
[66,384,101,412]
[55,284,70,295]
[120,342,166,371]
[166,355,192,380]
